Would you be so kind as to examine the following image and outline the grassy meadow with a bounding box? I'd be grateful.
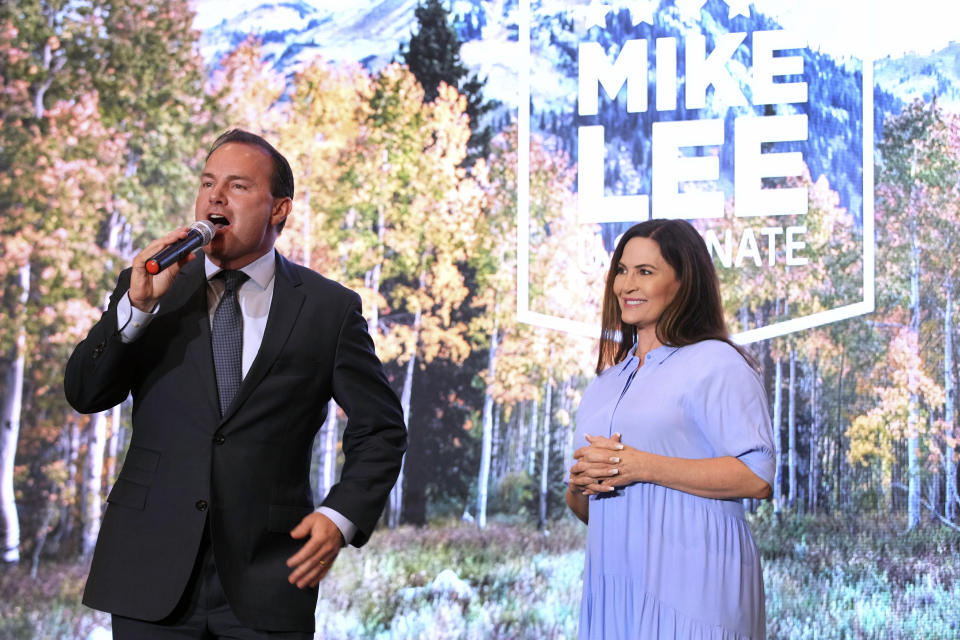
[1,513,958,639]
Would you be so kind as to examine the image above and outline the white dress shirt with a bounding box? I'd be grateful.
[115,248,356,544]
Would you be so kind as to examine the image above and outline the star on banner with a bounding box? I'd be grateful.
[725,0,751,19]
[675,0,707,21]
[583,1,612,30]
[631,1,656,26]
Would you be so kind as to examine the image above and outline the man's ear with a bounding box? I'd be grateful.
[271,197,293,230]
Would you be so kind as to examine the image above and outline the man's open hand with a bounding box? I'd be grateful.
[286,512,344,588]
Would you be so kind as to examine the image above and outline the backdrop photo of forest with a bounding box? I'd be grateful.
[1,1,960,638]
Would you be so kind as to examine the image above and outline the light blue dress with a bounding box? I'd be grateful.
[573,340,775,640]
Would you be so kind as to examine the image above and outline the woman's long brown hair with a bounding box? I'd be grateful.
[596,219,757,374]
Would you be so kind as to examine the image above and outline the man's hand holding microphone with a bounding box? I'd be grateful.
[129,220,217,312]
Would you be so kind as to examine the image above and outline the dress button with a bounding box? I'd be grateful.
[195,500,208,511]
[213,433,225,445]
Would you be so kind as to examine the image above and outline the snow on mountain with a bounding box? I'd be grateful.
[196,0,530,119]
[874,41,960,112]
[194,0,960,128]
[199,1,425,74]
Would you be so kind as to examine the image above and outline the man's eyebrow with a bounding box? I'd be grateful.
[200,172,254,181]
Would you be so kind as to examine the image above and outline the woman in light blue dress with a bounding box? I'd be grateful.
[567,219,775,639]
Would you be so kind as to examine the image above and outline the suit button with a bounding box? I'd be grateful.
[213,433,225,445]
[195,500,208,511]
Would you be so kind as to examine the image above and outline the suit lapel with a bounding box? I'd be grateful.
[221,252,305,424]
[160,259,220,421]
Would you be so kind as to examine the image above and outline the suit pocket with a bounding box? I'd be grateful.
[106,478,149,510]
[117,445,161,485]
[267,505,314,533]
[123,445,161,472]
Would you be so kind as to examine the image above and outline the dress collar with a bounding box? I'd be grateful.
[616,343,680,375]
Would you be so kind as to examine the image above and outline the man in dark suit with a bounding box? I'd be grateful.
[64,129,407,638]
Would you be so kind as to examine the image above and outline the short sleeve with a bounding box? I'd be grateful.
[687,344,776,486]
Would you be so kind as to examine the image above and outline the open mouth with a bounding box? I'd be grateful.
[208,213,229,227]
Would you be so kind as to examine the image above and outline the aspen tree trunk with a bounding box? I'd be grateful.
[907,235,921,529]
[561,381,575,483]
[318,400,338,503]
[477,310,499,529]
[105,404,123,485]
[497,406,511,480]
[834,348,846,510]
[788,347,798,508]
[0,263,30,564]
[927,441,940,522]
[943,282,957,523]
[80,292,116,556]
[492,403,502,483]
[538,379,554,530]
[514,402,527,476]
[527,398,539,478]
[388,324,418,529]
[808,355,820,513]
[311,402,338,506]
[772,358,783,514]
[387,256,426,528]
[56,417,81,548]
[367,185,386,331]
[1,347,25,563]
[82,412,108,556]
[500,405,511,481]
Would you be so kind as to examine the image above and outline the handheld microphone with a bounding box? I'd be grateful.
[145,220,217,275]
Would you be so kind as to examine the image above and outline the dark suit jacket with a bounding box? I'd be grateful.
[63,252,406,632]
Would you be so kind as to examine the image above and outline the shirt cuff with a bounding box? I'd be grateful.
[316,506,357,546]
[116,293,157,343]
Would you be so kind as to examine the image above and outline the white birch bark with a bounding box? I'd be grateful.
[105,403,123,485]
[944,282,957,522]
[319,399,338,503]
[514,402,527,475]
[527,398,539,478]
[56,416,81,548]
[808,355,820,513]
[81,411,108,556]
[773,357,783,513]
[0,263,30,564]
[476,312,499,529]
[388,324,418,529]
[907,235,921,529]
[492,402,502,483]
[562,382,575,486]
[538,379,553,530]
[788,347,798,508]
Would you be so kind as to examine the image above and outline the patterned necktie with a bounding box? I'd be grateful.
[211,270,249,416]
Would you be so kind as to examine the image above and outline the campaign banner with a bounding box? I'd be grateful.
[517,0,873,342]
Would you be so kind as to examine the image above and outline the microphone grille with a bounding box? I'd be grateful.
[190,219,216,245]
